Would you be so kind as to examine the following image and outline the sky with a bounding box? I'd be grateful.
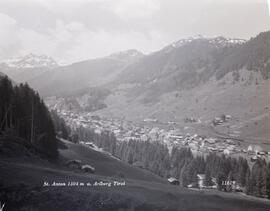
[0,0,269,64]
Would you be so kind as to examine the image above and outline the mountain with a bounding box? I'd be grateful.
[104,32,270,97]
[1,53,58,69]
[0,53,58,82]
[91,32,270,142]
[164,35,246,52]
[108,49,144,63]
[27,49,144,96]
[112,35,248,92]
[114,32,270,90]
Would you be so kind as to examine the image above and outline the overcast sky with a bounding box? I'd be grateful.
[0,0,269,64]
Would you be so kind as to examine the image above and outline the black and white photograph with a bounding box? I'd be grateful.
[0,0,270,210]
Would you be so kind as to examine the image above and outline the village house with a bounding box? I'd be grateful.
[81,164,95,173]
[247,145,262,154]
[168,177,180,185]
[65,159,82,169]
[197,174,217,189]
[197,174,205,189]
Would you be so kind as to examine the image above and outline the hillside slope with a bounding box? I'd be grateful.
[60,139,164,182]
[1,139,269,211]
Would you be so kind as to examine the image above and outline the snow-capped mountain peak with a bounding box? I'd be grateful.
[168,35,246,50]
[2,53,58,69]
[207,36,246,46]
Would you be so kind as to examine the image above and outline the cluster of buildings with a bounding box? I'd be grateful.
[46,97,270,161]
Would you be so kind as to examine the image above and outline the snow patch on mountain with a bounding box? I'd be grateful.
[167,35,246,51]
[1,54,58,69]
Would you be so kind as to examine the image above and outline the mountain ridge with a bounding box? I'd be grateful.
[1,53,58,69]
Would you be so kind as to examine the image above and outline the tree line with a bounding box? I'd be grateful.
[0,76,58,159]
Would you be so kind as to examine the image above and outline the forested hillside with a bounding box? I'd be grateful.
[0,76,58,159]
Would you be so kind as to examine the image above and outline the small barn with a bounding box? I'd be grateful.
[168,177,180,185]
[65,159,82,169]
[81,164,95,173]
[85,142,95,148]
[133,161,144,169]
